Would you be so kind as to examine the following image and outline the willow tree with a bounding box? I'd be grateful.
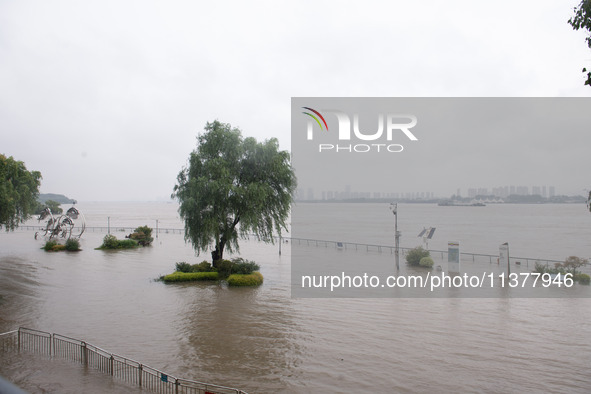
[569,0,591,86]
[0,154,42,231]
[172,121,296,264]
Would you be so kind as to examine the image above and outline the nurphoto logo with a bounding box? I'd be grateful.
[302,106,418,153]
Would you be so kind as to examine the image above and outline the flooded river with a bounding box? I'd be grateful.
[1,202,590,393]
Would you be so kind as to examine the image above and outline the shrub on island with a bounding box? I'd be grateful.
[127,225,154,246]
[214,257,260,278]
[406,247,431,267]
[65,238,81,251]
[162,271,219,283]
[534,257,590,284]
[42,238,81,252]
[419,256,434,268]
[164,258,263,286]
[227,271,263,287]
[97,234,139,250]
[43,240,58,251]
[574,273,590,285]
[175,261,212,273]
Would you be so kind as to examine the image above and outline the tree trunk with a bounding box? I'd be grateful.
[211,247,222,266]
[211,237,226,267]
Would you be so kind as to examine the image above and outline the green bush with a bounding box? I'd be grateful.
[192,261,213,272]
[129,225,154,246]
[65,238,80,251]
[419,256,434,268]
[101,234,119,249]
[533,262,566,275]
[98,234,138,249]
[162,272,219,283]
[215,259,235,278]
[118,239,138,249]
[534,262,547,274]
[175,262,192,273]
[231,258,260,274]
[175,261,213,273]
[51,244,66,251]
[227,272,264,286]
[43,240,58,251]
[574,273,591,284]
[406,247,430,266]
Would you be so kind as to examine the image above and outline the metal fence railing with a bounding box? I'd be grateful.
[288,236,591,275]
[16,225,185,235]
[15,224,588,273]
[0,328,248,394]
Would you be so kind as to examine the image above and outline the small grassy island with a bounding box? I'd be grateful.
[42,238,81,252]
[161,258,263,287]
[96,226,154,250]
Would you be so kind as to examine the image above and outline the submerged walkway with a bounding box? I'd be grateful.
[15,225,588,273]
[0,328,248,394]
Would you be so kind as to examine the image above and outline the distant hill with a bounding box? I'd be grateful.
[38,193,76,204]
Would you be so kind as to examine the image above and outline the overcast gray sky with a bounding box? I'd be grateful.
[1,0,590,201]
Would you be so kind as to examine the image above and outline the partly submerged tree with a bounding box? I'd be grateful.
[0,154,42,231]
[561,256,588,276]
[568,0,591,86]
[172,121,296,264]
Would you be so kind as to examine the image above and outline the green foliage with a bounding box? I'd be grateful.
[227,272,264,286]
[175,262,192,273]
[534,262,548,274]
[569,0,591,86]
[36,199,63,215]
[43,240,58,251]
[406,247,430,266]
[230,258,260,274]
[175,260,214,273]
[118,239,139,249]
[419,256,434,268]
[561,256,588,275]
[162,271,219,283]
[193,261,213,272]
[534,262,566,275]
[0,154,42,231]
[215,259,235,278]
[65,238,81,251]
[172,120,296,262]
[42,240,69,252]
[129,225,154,246]
[211,258,260,278]
[101,234,119,249]
[575,273,591,284]
[98,234,138,249]
[534,258,589,281]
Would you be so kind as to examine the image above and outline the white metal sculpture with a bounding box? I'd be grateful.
[35,206,86,240]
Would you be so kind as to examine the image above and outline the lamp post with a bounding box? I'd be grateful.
[390,203,400,271]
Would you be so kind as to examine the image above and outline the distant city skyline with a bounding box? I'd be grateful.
[297,184,571,201]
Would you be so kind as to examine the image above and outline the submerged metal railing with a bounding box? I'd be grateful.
[15,224,587,273]
[288,236,591,274]
[0,328,247,394]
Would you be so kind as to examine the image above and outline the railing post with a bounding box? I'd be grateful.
[175,378,179,394]
[138,364,142,387]
[17,328,21,352]
[110,355,114,376]
[81,341,87,366]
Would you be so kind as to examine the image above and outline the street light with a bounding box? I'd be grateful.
[390,203,400,271]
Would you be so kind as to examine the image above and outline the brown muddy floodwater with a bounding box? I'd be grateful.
[1,202,590,393]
